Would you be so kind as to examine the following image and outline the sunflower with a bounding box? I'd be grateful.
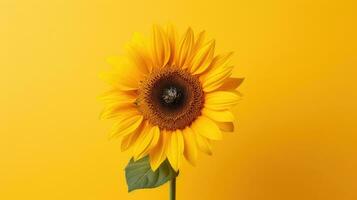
[101,24,243,172]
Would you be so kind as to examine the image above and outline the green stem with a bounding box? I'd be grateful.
[169,177,176,200]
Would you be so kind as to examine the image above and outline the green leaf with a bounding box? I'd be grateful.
[125,156,178,192]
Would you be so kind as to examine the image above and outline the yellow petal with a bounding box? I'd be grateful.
[166,130,184,171]
[191,116,222,140]
[132,122,150,159]
[99,89,137,104]
[192,31,206,55]
[133,124,160,161]
[100,91,138,119]
[209,52,233,70]
[200,52,234,92]
[200,67,233,92]
[205,91,240,110]
[218,77,244,91]
[202,108,235,122]
[149,130,168,171]
[100,105,138,120]
[121,123,143,151]
[182,127,198,165]
[190,40,215,75]
[103,56,143,91]
[176,28,194,68]
[166,24,177,65]
[152,25,170,68]
[195,133,212,155]
[215,121,234,132]
[126,32,152,73]
[183,30,206,66]
[110,115,143,139]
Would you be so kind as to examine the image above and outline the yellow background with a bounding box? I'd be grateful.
[1,0,356,199]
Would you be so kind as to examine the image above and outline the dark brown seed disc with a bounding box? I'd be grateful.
[137,67,204,131]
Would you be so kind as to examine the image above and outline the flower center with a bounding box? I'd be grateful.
[161,86,183,106]
[138,67,204,131]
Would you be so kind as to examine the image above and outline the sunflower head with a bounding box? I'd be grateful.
[101,24,243,171]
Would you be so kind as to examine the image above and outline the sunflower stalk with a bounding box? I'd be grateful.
[169,177,176,200]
